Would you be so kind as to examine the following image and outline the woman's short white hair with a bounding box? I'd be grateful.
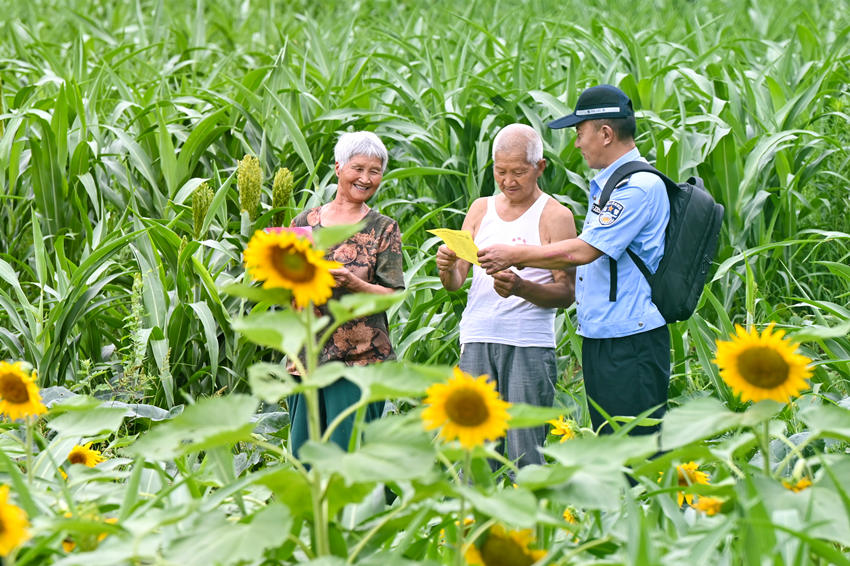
[334,131,388,172]
[492,123,543,164]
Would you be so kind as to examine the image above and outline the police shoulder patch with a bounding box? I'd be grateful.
[598,201,624,226]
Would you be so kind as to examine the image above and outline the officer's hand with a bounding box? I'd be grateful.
[492,270,521,298]
[478,244,514,275]
[436,245,458,272]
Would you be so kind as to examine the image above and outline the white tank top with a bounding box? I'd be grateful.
[460,192,557,348]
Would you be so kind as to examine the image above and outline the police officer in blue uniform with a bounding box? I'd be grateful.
[478,84,671,435]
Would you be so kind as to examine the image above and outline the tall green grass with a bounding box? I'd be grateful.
[3,0,847,399]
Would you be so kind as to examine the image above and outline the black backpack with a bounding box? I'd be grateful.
[598,161,724,323]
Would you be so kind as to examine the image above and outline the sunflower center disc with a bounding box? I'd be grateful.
[0,374,31,403]
[480,533,537,566]
[69,452,87,465]
[273,247,317,283]
[736,346,790,388]
[444,387,490,427]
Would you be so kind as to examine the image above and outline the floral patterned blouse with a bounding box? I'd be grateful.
[289,207,405,368]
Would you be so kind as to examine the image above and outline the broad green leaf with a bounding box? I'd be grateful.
[459,484,539,529]
[344,361,449,401]
[47,406,128,436]
[661,397,783,449]
[544,434,658,471]
[312,221,366,251]
[126,395,258,459]
[300,416,435,483]
[325,291,407,326]
[166,504,292,565]
[545,467,627,511]
[790,320,850,341]
[515,462,578,490]
[231,310,308,357]
[253,467,313,517]
[799,403,850,441]
[507,403,569,428]
[247,361,348,402]
[248,362,297,403]
[220,282,292,306]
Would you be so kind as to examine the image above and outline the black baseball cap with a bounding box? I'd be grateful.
[548,84,634,129]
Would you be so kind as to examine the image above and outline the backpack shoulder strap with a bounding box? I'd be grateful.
[598,161,676,208]
[599,160,674,302]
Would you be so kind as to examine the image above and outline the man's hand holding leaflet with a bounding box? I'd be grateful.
[427,228,480,266]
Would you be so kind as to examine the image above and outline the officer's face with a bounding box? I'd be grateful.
[574,121,607,169]
[493,149,544,203]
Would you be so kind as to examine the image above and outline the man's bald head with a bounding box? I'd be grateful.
[492,123,544,165]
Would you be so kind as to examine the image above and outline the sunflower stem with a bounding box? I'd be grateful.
[760,420,771,477]
[302,303,331,556]
[456,450,472,566]
[25,416,34,486]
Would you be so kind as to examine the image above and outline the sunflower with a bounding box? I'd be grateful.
[421,367,511,449]
[547,416,575,443]
[243,229,340,308]
[0,485,31,557]
[692,496,723,516]
[659,461,711,507]
[67,443,105,468]
[0,361,47,421]
[62,514,118,553]
[782,477,812,492]
[464,524,546,566]
[562,507,577,524]
[713,323,812,403]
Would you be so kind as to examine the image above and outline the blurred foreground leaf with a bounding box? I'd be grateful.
[126,395,258,459]
[799,403,850,441]
[661,397,783,449]
[166,504,292,564]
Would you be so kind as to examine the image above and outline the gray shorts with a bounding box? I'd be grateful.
[459,342,557,467]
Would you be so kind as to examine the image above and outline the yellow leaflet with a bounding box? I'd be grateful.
[427,228,480,266]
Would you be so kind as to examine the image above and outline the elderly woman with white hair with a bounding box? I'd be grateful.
[287,131,404,457]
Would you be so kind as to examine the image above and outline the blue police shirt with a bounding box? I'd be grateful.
[575,148,669,338]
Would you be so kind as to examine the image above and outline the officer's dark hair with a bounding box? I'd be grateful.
[596,115,636,142]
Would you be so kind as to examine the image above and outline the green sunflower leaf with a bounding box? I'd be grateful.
[125,395,258,459]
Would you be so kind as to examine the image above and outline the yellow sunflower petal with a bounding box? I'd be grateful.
[692,496,724,516]
[0,362,47,421]
[782,477,812,492]
[660,462,710,508]
[67,443,105,468]
[472,524,546,566]
[243,229,341,308]
[464,543,485,565]
[0,485,31,557]
[713,323,812,403]
[422,367,511,450]
[547,416,575,442]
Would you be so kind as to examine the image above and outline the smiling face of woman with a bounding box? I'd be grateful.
[335,154,384,204]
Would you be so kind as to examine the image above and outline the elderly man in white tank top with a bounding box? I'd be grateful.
[436,123,577,469]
